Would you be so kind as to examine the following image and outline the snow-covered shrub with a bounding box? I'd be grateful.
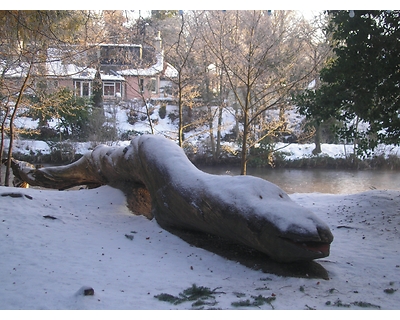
[49,142,76,163]
[159,104,167,119]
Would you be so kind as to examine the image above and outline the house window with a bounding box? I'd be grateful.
[115,82,121,97]
[82,82,90,96]
[150,78,157,93]
[139,78,144,92]
[74,81,80,95]
[74,81,91,97]
[103,82,115,96]
[103,81,123,98]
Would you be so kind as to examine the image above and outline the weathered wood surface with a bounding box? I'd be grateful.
[9,135,334,263]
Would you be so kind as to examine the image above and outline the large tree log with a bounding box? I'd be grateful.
[10,135,333,262]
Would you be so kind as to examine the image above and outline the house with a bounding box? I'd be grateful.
[1,32,177,104]
[64,32,173,103]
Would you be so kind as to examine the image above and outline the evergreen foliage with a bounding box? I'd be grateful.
[27,88,91,141]
[154,284,224,308]
[295,10,400,156]
[92,68,103,109]
[158,104,167,119]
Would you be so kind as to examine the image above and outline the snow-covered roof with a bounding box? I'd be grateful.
[97,43,142,48]
[0,61,28,78]
[45,47,93,78]
[2,46,171,81]
[46,59,95,79]
[163,62,178,79]
[70,69,125,81]
[117,51,164,77]
[45,47,165,79]
[100,74,125,81]
[71,71,125,81]
[1,56,97,79]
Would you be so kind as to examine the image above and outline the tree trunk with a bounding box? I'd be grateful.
[240,88,251,175]
[240,118,248,175]
[312,122,322,155]
[216,105,223,160]
[216,69,224,160]
[8,134,333,263]
[0,104,10,185]
[207,105,216,159]
[178,76,184,147]
[5,64,32,186]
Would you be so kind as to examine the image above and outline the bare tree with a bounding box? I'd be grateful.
[161,11,205,147]
[296,12,333,154]
[194,25,231,162]
[0,10,102,186]
[200,10,318,174]
[138,11,220,148]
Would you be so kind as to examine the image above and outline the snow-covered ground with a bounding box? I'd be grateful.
[8,103,400,161]
[2,103,400,314]
[1,185,399,310]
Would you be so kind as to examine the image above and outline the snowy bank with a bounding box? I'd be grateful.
[1,185,399,310]
[5,102,399,167]
[5,137,400,167]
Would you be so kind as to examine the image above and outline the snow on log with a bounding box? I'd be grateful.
[10,134,334,262]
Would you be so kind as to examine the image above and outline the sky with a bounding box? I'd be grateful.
[4,1,391,11]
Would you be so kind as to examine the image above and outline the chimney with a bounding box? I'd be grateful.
[154,31,162,52]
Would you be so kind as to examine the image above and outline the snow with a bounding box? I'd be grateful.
[12,139,52,155]
[138,134,330,238]
[128,134,332,261]
[118,52,164,77]
[3,46,165,88]
[4,101,400,164]
[2,103,400,314]
[274,142,354,160]
[46,59,97,79]
[164,62,179,78]
[7,102,400,162]
[1,180,399,311]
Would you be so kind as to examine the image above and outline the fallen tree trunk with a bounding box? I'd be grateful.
[9,135,333,262]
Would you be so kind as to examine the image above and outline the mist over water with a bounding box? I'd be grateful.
[197,166,400,194]
[3,162,399,194]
